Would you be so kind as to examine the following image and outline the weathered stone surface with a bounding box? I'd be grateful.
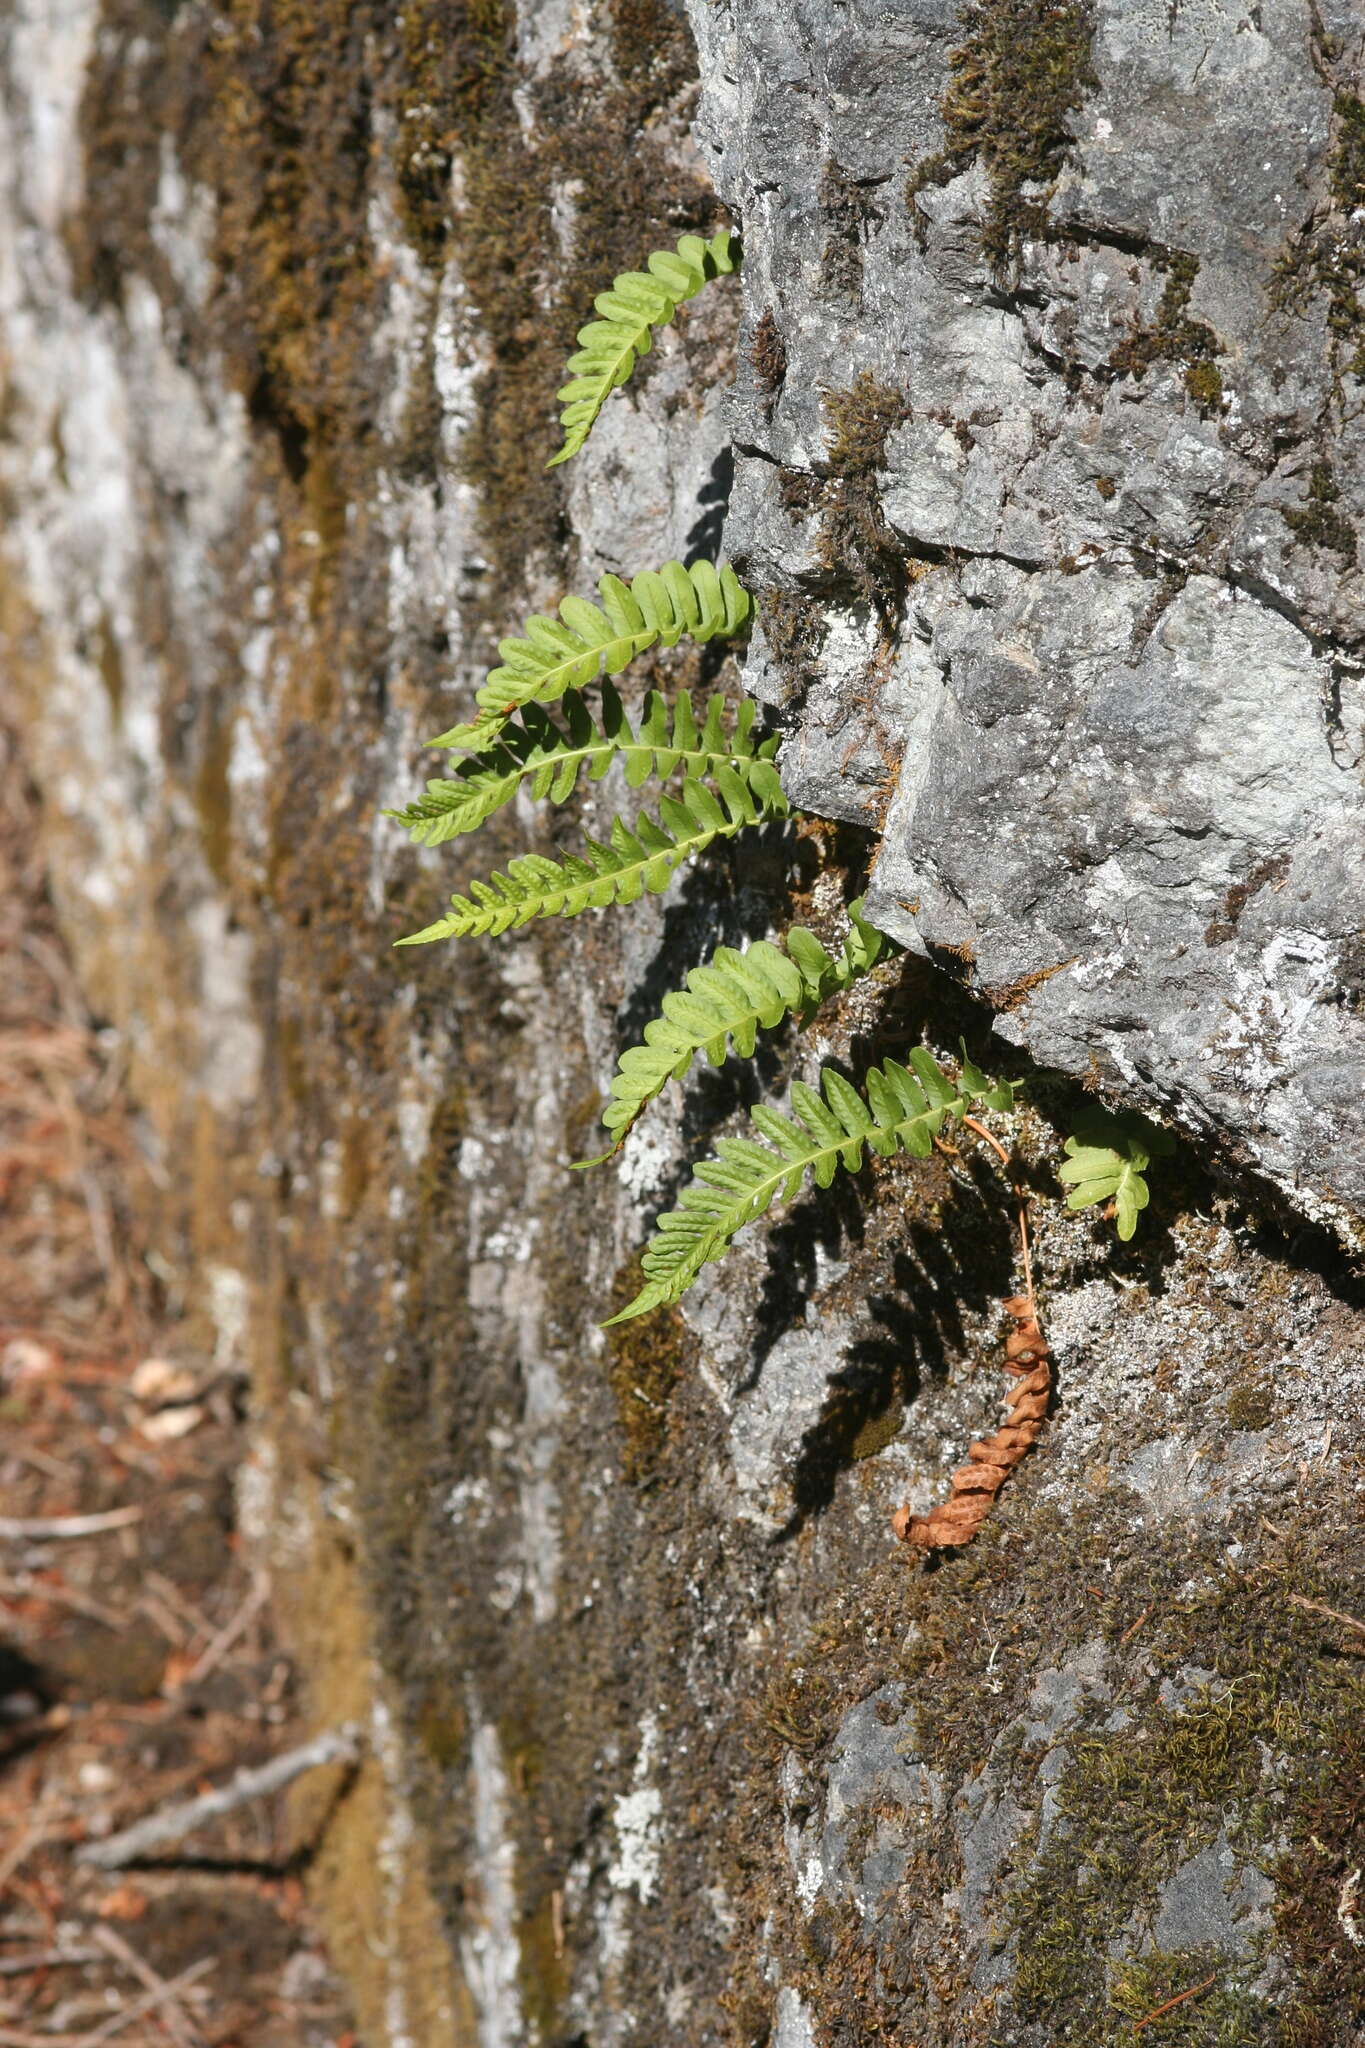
[3,1,1365,2045]
[699,0,1365,1228]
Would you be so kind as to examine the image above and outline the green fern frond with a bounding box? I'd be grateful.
[396,767,790,946]
[1057,1110,1174,1241]
[387,682,780,848]
[582,899,894,1161]
[607,1050,1016,1323]
[548,229,739,467]
[432,559,751,754]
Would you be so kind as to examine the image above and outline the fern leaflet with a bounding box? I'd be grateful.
[395,768,790,946]
[582,899,893,1161]
[432,559,751,754]
[607,1050,1016,1323]
[548,229,739,467]
[1057,1110,1173,1240]
[387,683,780,847]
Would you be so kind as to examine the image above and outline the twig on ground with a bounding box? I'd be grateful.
[0,1509,143,1541]
[1132,1973,1217,2031]
[1118,1605,1154,1646]
[0,1950,103,1976]
[91,1926,202,2048]
[0,1823,52,1896]
[0,1571,126,1630]
[4,1444,76,1482]
[72,1955,216,2047]
[171,1573,270,1691]
[1286,1591,1365,1637]
[142,1572,212,1642]
[77,1723,365,1869]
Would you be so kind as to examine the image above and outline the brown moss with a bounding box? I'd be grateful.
[749,307,788,397]
[1224,1378,1275,1431]
[604,1252,695,1481]
[907,0,1097,266]
[1109,251,1225,413]
[1283,459,1357,559]
[777,468,822,518]
[606,0,697,92]
[1203,851,1291,948]
[1275,92,1365,382]
[428,0,723,621]
[817,373,913,619]
[1275,1707,1365,2045]
[823,371,910,478]
[715,1397,1365,2048]
[1105,1951,1267,2043]
[759,587,826,697]
[819,160,881,300]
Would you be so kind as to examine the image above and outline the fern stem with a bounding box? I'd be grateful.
[963,1113,1035,1316]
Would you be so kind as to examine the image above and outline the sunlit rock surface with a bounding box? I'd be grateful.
[2,0,1363,2041]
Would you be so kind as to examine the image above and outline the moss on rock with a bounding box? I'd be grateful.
[907,0,1097,266]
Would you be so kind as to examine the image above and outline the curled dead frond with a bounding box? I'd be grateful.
[892,1295,1050,1550]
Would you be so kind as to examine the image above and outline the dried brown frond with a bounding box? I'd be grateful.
[892,1295,1050,1550]
[748,306,787,395]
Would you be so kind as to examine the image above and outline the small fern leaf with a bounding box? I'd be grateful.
[431,560,751,754]
[385,683,781,848]
[607,1050,1005,1323]
[395,769,789,946]
[582,899,893,1161]
[548,229,739,467]
[1057,1110,1173,1240]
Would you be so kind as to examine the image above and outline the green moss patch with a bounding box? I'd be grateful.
[1274,92,1365,382]
[1283,459,1357,559]
[907,0,1097,266]
[718,1444,1365,2048]
[1109,252,1226,415]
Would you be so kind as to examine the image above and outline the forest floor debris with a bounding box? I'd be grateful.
[0,725,357,2046]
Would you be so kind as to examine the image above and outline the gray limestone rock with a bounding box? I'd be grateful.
[695,0,1365,1229]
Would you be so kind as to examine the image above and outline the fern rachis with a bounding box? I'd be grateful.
[548,230,739,467]
[608,1050,1016,1323]
[584,898,894,1158]
[434,559,751,754]
[395,767,790,946]
[386,683,780,848]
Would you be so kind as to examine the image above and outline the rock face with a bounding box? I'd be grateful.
[2,2,1364,2046]
[700,0,1365,1225]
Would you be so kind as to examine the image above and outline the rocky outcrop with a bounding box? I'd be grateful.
[2,1,1363,2043]
[700,0,1365,1228]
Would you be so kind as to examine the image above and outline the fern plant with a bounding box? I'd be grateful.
[608,1049,1016,1323]
[548,229,738,467]
[396,769,788,945]
[388,226,1169,1551]
[582,899,892,1159]
[1058,1110,1175,1241]
[434,558,750,754]
[387,682,779,848]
